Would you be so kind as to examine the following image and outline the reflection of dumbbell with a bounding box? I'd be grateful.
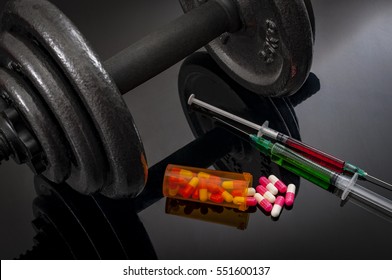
[17,176,157,259]
[0,0,314,198]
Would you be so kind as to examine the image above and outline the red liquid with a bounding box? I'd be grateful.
[285,138,345,173]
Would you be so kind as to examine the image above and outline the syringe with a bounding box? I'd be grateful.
[216,117,392,214]
[188,94,392,189]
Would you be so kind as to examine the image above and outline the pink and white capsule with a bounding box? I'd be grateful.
[268,175,288,193]
[271,196,285,218]
[258,176,278,195]
[246,197,257,206]
[254,193,273,212]
[256,185,276,204]
[247,187,256,196]
[285,184,296,206]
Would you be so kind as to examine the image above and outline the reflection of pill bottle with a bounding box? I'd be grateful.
[165,198,250,230]
[163,164,253,211]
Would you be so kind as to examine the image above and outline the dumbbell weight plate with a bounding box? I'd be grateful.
[0,0,147,197]
[303,0,316,42]
[0,31,104,191]
[179,0,314,97]
[0,68,70,182]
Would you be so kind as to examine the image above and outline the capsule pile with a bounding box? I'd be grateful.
[254,175,297,218]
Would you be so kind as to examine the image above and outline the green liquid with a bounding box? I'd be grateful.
[251,135,334,190]
[274,157,331,190]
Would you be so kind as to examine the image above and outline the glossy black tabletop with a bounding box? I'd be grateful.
[1,0,392,260]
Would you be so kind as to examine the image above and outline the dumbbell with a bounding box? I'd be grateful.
[0,0,314,198]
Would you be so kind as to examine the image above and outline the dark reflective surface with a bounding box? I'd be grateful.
[25,176,157,259]
[1,0,392,259]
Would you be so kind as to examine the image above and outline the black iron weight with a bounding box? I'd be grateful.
[0,0,314,198]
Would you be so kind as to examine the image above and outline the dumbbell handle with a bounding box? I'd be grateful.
[104,0,241,94]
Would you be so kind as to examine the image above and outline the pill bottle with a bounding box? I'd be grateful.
[163,164,253,211]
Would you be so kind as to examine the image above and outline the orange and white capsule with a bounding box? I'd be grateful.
[285,184,296,206]
[268,175,288,193]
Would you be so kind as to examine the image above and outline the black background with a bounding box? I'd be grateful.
[0,0,392,259]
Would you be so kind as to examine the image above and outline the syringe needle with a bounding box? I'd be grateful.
[364,174,392,191]
[213,116,251,137]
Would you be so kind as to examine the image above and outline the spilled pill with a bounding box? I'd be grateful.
[285,184,296,206]
[247,188,256,196]
[271,196,285,218]
[246,197,257,207]
[259,176,278,195]
[254,193,273,212]
[268,175,288,193]
[256,185,276,204]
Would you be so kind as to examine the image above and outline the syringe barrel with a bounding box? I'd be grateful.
[271,143,336,185]
[335,175,392,214]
